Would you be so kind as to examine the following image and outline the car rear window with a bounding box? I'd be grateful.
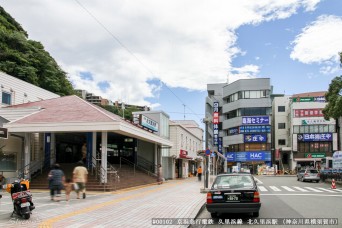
[213,175,254,189]
[308,170,318,173]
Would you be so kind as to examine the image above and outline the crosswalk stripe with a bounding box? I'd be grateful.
[316,188,336,193]
[303,187,323,192]
[292,187,309,192]
[281,186,295,192]
[333,189,342,192]
[258,186,268,192]
[269,186,281,191]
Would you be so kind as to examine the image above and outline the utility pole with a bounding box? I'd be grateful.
[122,102,125,119]
[203,117,211,189]
[183,104,186,120]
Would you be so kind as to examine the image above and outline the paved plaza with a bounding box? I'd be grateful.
[0,177,206,228]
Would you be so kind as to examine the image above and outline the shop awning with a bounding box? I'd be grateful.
[294,158,322,162]
[179,149,193,160]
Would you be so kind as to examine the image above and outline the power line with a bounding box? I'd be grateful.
[74,0,203,123]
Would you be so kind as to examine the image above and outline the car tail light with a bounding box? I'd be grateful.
[317,173,320,177]
[253,191,260,203]
[21,198,27,203]
[206,192,213,204]
[304,173,309,176]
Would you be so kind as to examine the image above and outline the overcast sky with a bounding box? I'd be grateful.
[1,0,342,125]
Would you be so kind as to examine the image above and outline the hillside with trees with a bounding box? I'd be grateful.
[0,6,74,96]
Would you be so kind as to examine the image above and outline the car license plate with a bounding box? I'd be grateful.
[20,202,30,208]
[226,195,238,201]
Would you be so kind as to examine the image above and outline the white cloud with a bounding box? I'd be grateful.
[291,15,342,64]
[0,0,322,106]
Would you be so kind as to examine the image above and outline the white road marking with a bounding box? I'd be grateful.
[316,188,337,193]
[253,177,263,184]
[332,189,342,192]
[260,193,342,197]
[258,186,268,192]
[293,186,309,192]
[304,187,323,192]
[281,186,295,192]
[269,186,281,191]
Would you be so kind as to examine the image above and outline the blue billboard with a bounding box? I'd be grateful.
[225,151,271,162]
[244,134,267,143]
[239,125,271,133]
[242,116,269,125]
[297,133,332,142]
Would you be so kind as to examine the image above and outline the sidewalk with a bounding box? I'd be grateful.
[0,177,207,228]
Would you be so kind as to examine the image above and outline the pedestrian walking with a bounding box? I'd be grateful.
[0,174,6,194]
[73,161,88,199]
[157,164,163,184]
[65,145,73,163]
[81,142,87,164]
[48,163,65,202]
[197,166,203,181]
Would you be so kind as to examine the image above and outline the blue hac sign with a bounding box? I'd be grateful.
[244,134,267,143]
[242,116,269,125]
[297,133,332,142]
[225,151,271,162]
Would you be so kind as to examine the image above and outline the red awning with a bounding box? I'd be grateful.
[179,149,193,159]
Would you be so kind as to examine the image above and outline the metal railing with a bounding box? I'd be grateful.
[120,156,157,177]
[16,160,44,180]
[136,155,158,177]
[91,156,119,191]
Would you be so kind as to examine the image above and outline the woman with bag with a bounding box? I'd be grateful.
[48,163,65,201]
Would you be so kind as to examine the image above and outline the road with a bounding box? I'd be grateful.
[192,176,342,228]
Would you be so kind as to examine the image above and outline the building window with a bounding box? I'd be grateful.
[278,139,286,145]
[278,123,286,129]
[278,106,285,112]
[0,151,17,171]
[2,91,11,105]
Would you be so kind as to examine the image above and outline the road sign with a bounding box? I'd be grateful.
[205,149,210,156]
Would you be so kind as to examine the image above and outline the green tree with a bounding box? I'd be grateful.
[323,76,342,120]
[0,6,74,96]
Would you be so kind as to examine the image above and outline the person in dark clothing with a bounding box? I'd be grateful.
[48,163,65,201]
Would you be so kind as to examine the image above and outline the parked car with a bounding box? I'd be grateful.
[297,169,320,182]
[206,173,261,218]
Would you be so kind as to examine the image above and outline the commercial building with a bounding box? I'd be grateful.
[206,78,272,174]
[169,120,203,179]
[273,92,337,172]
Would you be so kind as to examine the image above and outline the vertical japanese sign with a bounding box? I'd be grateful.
[213,102,219,145]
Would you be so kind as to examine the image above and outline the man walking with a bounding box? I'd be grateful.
[73,161,88,199]
[197,166,203,181]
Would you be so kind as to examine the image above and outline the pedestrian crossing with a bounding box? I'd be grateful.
[258,185,342,193]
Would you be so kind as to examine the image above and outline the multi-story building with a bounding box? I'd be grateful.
[284,92,336,171]
[169,120,203,179]
[206,78,273,174]
[272,95,291,171]
[0,72,60,177]
[0,71,60,108]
